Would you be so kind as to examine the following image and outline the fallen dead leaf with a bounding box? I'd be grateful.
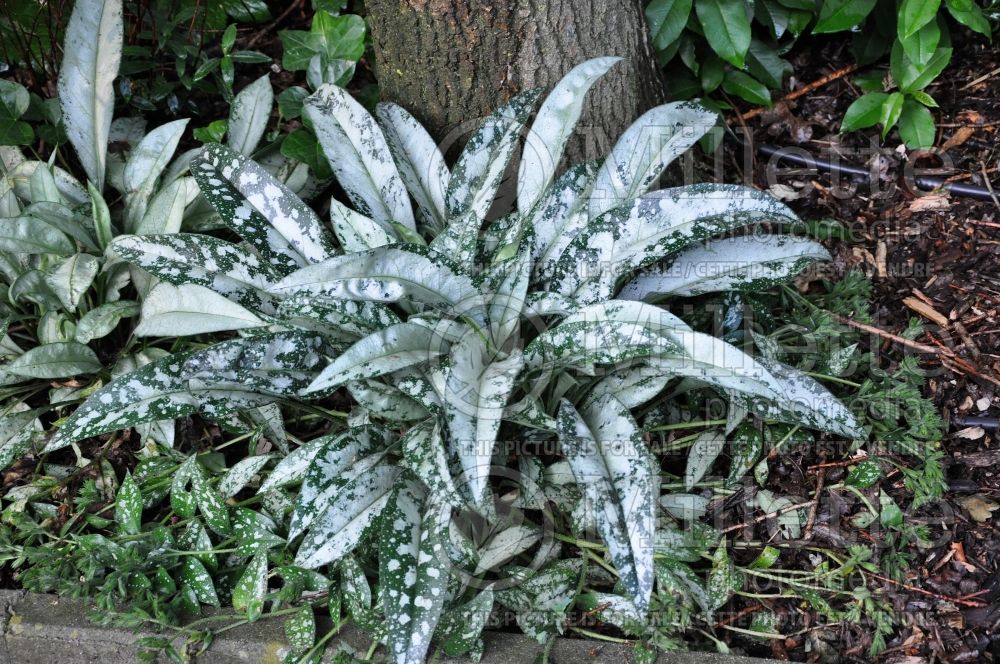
[909,194,951,213]
[875,241,888,278]
[955,426,986,440]
[940,126,975,153]
[976,396,992,411]
[957,494,1000,522]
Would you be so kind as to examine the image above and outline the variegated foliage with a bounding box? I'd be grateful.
[51,57,862,662]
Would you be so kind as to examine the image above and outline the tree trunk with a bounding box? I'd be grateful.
[365,0,666,162]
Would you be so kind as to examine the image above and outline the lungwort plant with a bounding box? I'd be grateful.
[45,57,863,660]
[0,0,295,463]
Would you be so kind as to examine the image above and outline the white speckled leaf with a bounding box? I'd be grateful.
[192,143,337,273]
[0,216,74,255]
[134,282,267,337]
[621,235,830,299]
[276,294,398,341]
[182,556,219,607]
[228,75,273,157]
[218,455,273,498]
[329,197,397,252]
[348,380,430,423]
[731,356,866,438]
[376,102,450,232]
[289,428,379,539]
[589,102,717,218]
[529,162,599,268]
[483,247,531,348]
[474,525,541,574]
[524,300,684,373]
[305,84,415,231]
[123,119,189,227]
[232,546,268,620]
[551,184,799,296]
[435,587,494,657]
[115,471,141,536]
[305,322,444,394]
[379,481,451,664]
[446,89,540,223]
[57,0,122,191]
[45,332,324,451]
[257,435,330,493]
[518,57,620,213]
[556,396,655,614]
[400,419,465,509]
[685,429,725,490]
[110,233,281,314]
[295,463,400,569]
[270,245,480,316]
[444,332,524,507]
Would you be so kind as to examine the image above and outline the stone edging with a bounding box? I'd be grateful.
[0,589,783,663]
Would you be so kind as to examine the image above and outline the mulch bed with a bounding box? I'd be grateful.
[710,29,1000,663]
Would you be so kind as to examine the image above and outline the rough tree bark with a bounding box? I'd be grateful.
[365,0,666,162]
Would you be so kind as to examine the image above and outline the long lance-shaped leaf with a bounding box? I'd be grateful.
[228,74,273,157]
[484,247,531,349]
[730,356,866,439]
[110,233,281,314]
[556,397,655,614]
[295,463,400,569]
[329,198,397,252]
[305,322,446,394]
[269,245,481,318]
[134,282,267,337]
[192,143,338,273]
[444,333,524,507]
[123,119,189,227]
[549,184,798,295]
[379,481,451,664]
[589,101,717,218]
[432,90,541,266]
[289,428,379,539]
[518,58,620,213]
[530,162,599,268]
[376,102,450,232]
[45,332,323,451]
[305,84,415,232]
[58,0,122,190]
[400,419,465,509]
[621,234,830,299]
[277,294,398,339]
[524,300,687,372]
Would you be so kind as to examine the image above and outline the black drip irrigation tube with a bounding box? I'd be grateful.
[733,135,999,202]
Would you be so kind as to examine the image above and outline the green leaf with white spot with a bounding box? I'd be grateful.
[305,84,415,232]
[115,471,142,536]
[295,463,400,569]
[379,481,451,664]
[399,420,465,509]
[110,233,281,314]
[726,423,764,486]
[181,557,220,607]
[622,235,829,299]
[556,397,655,614]
[284,606,316,659]
[192,468,230,535]
[45,332,324,451]
[436,587,494,657]
[192,143,338,273]
[232,546,268,621]
[218,455,272,498]
[328,198,397,252]
[707,543,740,610]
